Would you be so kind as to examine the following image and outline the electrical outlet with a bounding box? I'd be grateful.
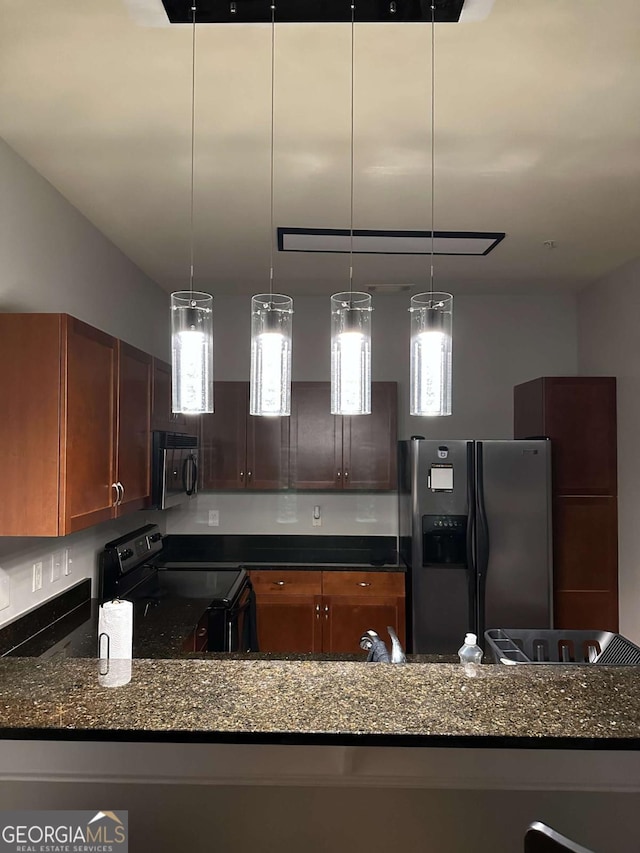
[51,551,63,583]
[0,571,10,612]
[312,505,322,527]
[208,510,219,527]
[32,561,43,592]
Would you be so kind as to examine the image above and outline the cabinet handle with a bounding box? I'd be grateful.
[118,481,125,504]
[337,471,341,479]
[357,582,372,587]
[247,471,252,482]
[344,471,349,480]
[240,471,245,481]
[197,627,207,637]
[315,604,320,616]
[111,483,120,507]
[324,605,329,618]
[274,580,285,586]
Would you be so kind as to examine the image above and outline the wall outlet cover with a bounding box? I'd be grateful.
[0,573,10,611]
[50,551,63,582]
[208,510,220,527]
[32,561,43,592]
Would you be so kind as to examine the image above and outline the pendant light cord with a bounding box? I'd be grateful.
[189,3,197,297]
[349,2,355,302]
[269,3,276,302]
[429,1,435,298]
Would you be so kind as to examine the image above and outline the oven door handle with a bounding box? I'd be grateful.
[227,585,254,652]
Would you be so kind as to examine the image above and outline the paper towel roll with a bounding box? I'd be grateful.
[98,658,132,688]
[98,599,133,687]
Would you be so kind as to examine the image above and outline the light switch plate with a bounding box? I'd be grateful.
[0,571,10,611]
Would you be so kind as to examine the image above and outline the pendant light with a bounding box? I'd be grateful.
[171,2,214,415]
[330,2,372,417]
[409,2,453,418]
[249,2,294,417]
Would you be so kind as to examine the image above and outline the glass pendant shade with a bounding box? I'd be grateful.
[410,291,453,417]
[171,291,214,414]
[331,291,372,416]
[250,294,293,416]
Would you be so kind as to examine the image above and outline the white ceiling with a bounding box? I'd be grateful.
[1,0,639,296]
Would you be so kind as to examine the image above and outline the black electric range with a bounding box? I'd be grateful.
[99,524,256,652]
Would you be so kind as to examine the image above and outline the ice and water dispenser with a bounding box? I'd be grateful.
[422,515,467,567]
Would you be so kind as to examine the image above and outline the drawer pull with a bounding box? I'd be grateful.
[197,627,208,637]
[358,581,372,587]
[274,580,286,586]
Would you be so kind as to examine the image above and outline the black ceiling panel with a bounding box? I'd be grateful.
[161,0,466,24]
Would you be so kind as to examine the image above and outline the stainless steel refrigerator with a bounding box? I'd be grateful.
[398,438,553,654]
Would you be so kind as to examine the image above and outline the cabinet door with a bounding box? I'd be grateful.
[544,378,617,495]
[200,382,248,489]
[553,495,618,630]
[251,571,323,653]
[322,571,406,654]
[117,342,152,515]
[290,383,341,489]
[152,359,187,431]
[343,382,397,490]
[0,313,62,536]
[61,317,118,534]
[246,414,290,490]
[514,377,617,495]
[323,596,406,654]
[254,594,323,653]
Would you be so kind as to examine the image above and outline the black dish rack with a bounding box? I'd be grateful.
[485,628,640,666]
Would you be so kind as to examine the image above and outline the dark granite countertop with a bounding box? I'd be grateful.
[1,657,640,748]
[155,561,405,571]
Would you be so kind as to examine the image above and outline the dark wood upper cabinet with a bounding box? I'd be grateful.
[290,382,398,491]
[116,341,152,515]
[514,376,617,495]
[152,359,187,432]
[200,382,289,490]
[62,317,119,534]
[343,382,397,490]
[290,382,341,489]
[0,313,153,537]
[201,382,248,489]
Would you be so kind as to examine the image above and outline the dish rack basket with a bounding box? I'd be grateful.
[485,628,640,666]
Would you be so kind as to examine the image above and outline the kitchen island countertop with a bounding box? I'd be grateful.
[1,656,639,748]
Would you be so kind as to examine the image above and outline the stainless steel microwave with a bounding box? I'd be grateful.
[151,431,198,509]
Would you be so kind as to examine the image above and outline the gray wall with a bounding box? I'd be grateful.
[577,256,640,645]
[0,139,170,627]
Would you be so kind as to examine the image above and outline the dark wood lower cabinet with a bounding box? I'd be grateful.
[553,495,618,630]
[250,570,406,654]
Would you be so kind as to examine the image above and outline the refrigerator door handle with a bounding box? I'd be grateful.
[476,441,491,641]
[466,441,477,635]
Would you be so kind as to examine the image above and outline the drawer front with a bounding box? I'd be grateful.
[321,571,405,596]
[249,570,323,595]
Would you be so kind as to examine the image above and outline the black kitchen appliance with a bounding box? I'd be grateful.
[399,438,553,654]
[151,431,198,509]
[99,524,256,653]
